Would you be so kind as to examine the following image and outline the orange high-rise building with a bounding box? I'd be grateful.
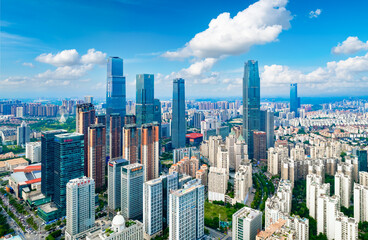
[88,124,106,189]
[123,124,138,164]
[141,123,160,181]
[76,103,96,176]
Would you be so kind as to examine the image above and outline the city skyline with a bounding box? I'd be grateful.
[2,0,368,99]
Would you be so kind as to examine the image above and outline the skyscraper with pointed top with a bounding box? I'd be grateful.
[242,60,260,160]
[172,78,186,149]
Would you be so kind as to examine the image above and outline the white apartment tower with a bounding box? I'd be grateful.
[354,183,368,223]
[169,179,204,240]
[335,172,352,208]
[232,206,262,240]
[316,195,340,240]
[234,162,252,203]
[208,167,228,202]
[26,142,41,163]
[65,177,95,240]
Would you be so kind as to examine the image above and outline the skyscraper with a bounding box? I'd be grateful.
[106,57,126,122]
[143,172,179,238]
[17,121,30,146]
[65,177,95,240]
[88,124,106,190]
[122,124,139,164]
[242,60,260,160]
[141,123,160,181]
[357,149,368,172]
[136,74,154,127]
[172,78,186,149]
[41,129,67,198]
[76,103,96,176]
[290,83,300,117]
[53,133,84,214]
[110,113,122,159]
[121,163,144,220]
[169,179,204,240]
[154,98,162,124]
[107,158,129,213]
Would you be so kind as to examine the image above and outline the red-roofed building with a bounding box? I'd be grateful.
[186,133,203,146]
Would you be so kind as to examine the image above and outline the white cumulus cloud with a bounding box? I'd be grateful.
[80,49,107,65]
[36,49,80,67]
[309,9,322,18]
[163,0,292,59]
[36,64,94,80]
[332,36,368,54]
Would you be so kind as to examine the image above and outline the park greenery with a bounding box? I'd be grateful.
[29,117,76,132]
[359,221,368,240]
[0,209,14,236]
[46,229,62,240]
[204,200,244,230]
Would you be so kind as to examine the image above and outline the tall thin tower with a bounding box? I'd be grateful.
[106,57,126,123]
[172,78,186,149]
[242,60,260,160]
[290,83,300,117]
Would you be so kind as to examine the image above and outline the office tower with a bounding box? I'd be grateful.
[357,149,368,172]
[143,178,163,238]
[243,60,260,159]
[88,124,106,190]
[232,207,262,240]
[76,103,96,176]
[290,83,300,117]
[124,114,136,125]
[316,195,340,239]
[41,129,67,197]
[193,112,204,129]
[107,158,129,212]
[172,78,186,149]
[253,131,267,162]
[26,142,41,163]
[65,177,95,240]
[106,57,126,122]
[266,111,274,148]
[95,114,106,125]
[122,124,139,164]
[121,163,144,220]
[17,121,30,146]
[335,173,352,208]
[110,113,122,159]
[136,74,154,127]
[354,183,368,223]
[154,98,161,124]
[208,167,228,202]
[84,96,93,104]
[169,179,204,240]
[141,123,160,181]
[54,133,84,214]
[234,162,252,204]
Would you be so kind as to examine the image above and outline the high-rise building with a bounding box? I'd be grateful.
[172,78,186,149]
[124,114,136,125]
[95,114,106,125]
[253,131,267,162]
[110,113,122,159]
[108,158,129,213]
[154,98,161,124]
[136,74,154,127]
[357,149,368,172]
[306,174,330,219]
[232,206,262,240]
[17,121,30,146]
[143,178,163,239]
[41,129,67,198]
[106,57,126,122]
[208,167,228,202]
[76,103,96,176]
[65,177,95,240]
[193,112,204,129]
[54,133,85,215]
[88,124,106,190]
[266,111,274,148]
[290,83,300,117]
[121,163,144,220]
[234,162,252,204]
[243,60,261,159]
[169,179,204,240]
[84,96,93,104]
[141,123,160,181]
[122,124,138,164]
[360,171,368,186]
[26,142,41,163]
[335,172,352,208]
[354,183,368,223]
[334,212,358,240]
[316,195,340,239]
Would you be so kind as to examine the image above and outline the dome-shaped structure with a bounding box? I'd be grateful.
[112,212,125,232]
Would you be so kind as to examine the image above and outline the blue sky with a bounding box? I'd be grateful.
[1,0,368,100]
